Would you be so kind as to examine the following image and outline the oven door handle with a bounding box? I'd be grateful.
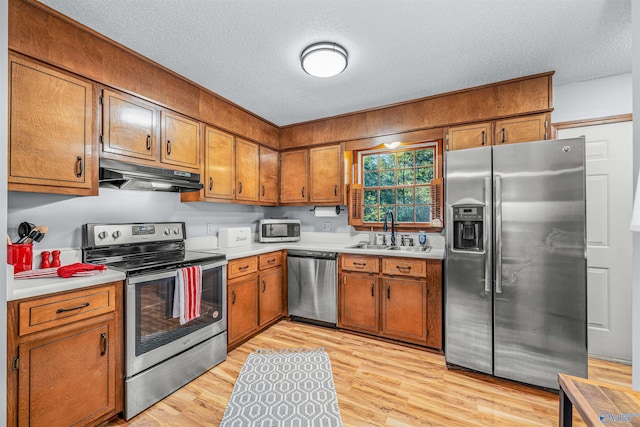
[127,260,228,285]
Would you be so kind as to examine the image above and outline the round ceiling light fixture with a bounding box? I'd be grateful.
[301,42,348,78]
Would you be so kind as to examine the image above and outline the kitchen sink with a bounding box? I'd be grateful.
[345,243,390,250]
[386,246,432,252]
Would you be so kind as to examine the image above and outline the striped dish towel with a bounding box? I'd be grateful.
[172,265,202,324]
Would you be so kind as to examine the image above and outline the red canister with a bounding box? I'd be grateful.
[7,243,33,273]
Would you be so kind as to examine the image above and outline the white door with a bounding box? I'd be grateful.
[558,121,633,362]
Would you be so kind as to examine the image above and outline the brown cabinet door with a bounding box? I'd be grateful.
[280,150,308,203]
[426,260,443,350]
[446,122,492,151]
[309,144,343,203]
[340,255,379,274]
[18,319,116,426]
[380,277,427,345]
[101,88,157,162]
[228,275,259,346]
[204,126,235,200]
[259,267,283,327]
[235,138,260,202]
[495,113,548,145]
[9,55,95,193]
[259,146,278,204]
[160,110,200,170]
[338,273,379,334]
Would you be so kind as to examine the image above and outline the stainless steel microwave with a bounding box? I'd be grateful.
[258,219,301,243]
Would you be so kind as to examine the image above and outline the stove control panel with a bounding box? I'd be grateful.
[84,222,187,247]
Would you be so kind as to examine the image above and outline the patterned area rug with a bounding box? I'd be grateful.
[220,348,343,426]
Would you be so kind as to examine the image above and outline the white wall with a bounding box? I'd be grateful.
[1,0,9,419]
[553,73,632,123]
[632,0,640,390]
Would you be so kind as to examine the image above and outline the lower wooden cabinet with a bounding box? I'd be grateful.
[7,282,123,427]
[338,255,443,350]
[227,251,285,349]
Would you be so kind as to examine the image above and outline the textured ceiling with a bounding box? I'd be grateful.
[38,0,632,126]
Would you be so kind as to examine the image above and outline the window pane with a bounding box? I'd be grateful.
[364,155,379,171]
[416,167,434,184]
[364,172,379,187]
[379,153,396,170]
[416,187,431,204]
[397,188,413,204]
[380,189,395,205]
[396,206,414,222]
[416,205,431,222]
[416,149,434,166]
[364,207,379,222]
[397,169,415,185]
[380,171,395,186]
[398,151,414,168]
[364,189,378,205]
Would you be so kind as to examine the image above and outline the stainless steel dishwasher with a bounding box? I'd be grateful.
[287,250,338,326]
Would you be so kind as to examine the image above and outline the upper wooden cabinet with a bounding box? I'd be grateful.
[101,88,200,172]
[446,122,492,151]
[101,88,157,162]
[203,126,235,200]
[494,113,548,145]
[280,144,343,205]
[8,54,97,196]
[160,111,200,169]
[280,149,309,204]
[309,145,343,204]
[259,146,278,205]
[235,138,260,202]
[447,113,550,151]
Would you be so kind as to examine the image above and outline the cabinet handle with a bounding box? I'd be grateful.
[371,283,375,297]
[239,265,250,270]
[481,130,486,146]
[100,332,107,356]
[239,182,243,194]
[353,262,366,268]
[209,177,213,191]
[386,285,391,299]
[262,186,265,197]
[334,185,338,196]
[75,156,83,178]
[267,258,276,264]
[56,301,90,313]
[302,186,305,198]
[167,139,172,155]
[146,134,152,150]
[501,128,506,144]
[396,265,412,271]
[343,276,346,285]
[232,290,236,305]
[262,280,266,292]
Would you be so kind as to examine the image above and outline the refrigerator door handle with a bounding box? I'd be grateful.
[484,176,492,293]
[495,175,503,294]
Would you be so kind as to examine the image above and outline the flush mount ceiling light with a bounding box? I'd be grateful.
[384,141,401,149]
[301,42,348,78]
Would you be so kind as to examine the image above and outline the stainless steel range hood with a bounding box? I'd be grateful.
[99,158,203,192]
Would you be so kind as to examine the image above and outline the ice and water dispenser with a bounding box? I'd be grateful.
[452,205,484,251]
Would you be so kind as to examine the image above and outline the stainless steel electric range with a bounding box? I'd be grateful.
[82,222,227,420]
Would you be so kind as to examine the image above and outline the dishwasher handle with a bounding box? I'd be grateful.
[287,250,338,260]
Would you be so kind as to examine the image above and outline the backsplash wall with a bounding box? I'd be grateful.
[7,190,354,249]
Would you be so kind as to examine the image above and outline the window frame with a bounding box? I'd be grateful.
[352,139,443,232]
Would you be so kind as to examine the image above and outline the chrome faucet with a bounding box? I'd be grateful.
[383,210,396,246]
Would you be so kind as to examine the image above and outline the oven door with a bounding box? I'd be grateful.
[125,260,227,377]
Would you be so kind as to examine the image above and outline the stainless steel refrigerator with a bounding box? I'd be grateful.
[444,137,588,390]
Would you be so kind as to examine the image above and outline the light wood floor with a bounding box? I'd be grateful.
[104,320,631,426]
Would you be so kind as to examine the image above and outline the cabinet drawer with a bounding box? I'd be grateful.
[382,257,427,278]
[341,255,379,273]
[228,256,258,279]
[259,251,282,270]
[19,284,117,336]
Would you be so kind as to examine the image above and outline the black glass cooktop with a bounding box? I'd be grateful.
[104,250,226,276]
